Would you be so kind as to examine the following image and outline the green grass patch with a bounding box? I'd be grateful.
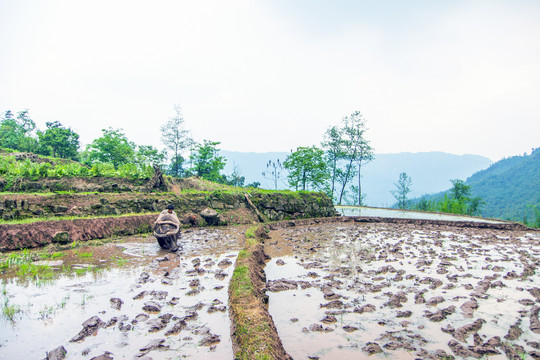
[233,314,274,360]
[0,212,156,225]
[75,250,93,258]
[0,249,33,269]
[16,263,54,279]
[112,257,128,266]
[230,265,254,298]
[2,300,21,322]
[39,252,65,260]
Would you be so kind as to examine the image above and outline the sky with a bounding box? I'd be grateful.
[1,0,539,162]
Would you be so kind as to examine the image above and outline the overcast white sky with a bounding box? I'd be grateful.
[1,0,539,161]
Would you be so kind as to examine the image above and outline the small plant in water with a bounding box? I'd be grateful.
[80,293,94,306]
[2,297,21,322]
[39,305,56,320]
[113,257,128,266]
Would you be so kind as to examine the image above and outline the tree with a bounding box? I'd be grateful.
[37,121,80,159]
[134,145,165,167]
[354,139,374,206]
[262,159,284,190]
[189,140,226,182]
[391,172,412,209]
[335,111,374,205]
[0,110,38,152]
[85,128,136,168]
[283,146,329,191]
[449,179,471,202]
[321,125,345,200]
[226,164,246,187]
[161,105,193,177]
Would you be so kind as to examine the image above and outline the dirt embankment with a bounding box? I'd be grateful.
[267,215,533,232]
[228,229,292,360]
[0,190,336,222]
[0,215,156,251]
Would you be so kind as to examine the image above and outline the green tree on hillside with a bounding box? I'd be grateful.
[37,121,80,159]
[134,145,165,167]
[189,140,226,182]
[449,179,470,202]
[284,146,328,192]
[161,105,193,177]
[84,128,136,168]
[391,172,412,209]
[0,110,38,152]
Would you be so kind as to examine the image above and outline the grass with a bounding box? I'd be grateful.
[80,293,94,306]
[112,256,128,266]
[230,265,254,297]
[0,212,157,225]
[16,263,54,279]
[228,225,285,360]
[2,300,21,321]
[75,250,93,258]
[1,249,33,267]
[40,252,65,260]
[230,264,275,360]
[74,265,100,276]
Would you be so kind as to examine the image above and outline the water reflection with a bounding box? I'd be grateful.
[0,227,245,359]
[337,206,505,223]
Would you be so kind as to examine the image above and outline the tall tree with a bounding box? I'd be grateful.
[85,128,136,168]
[391,172,412,209]
[161,105,193,177]
[0,110,38,152]
[354,139,374,206]
[37,121,80,159]
[283,146,328,191]
[321,125,345,200]
[336,111,373,205]
[189,140,226,182]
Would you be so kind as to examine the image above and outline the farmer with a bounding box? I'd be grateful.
[154,204,181,251]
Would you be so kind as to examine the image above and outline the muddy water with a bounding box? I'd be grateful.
[0,227,245,360]
[265,222,540,359]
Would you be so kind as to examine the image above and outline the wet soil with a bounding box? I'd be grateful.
[264,222,540,359]
[0,226,246,359]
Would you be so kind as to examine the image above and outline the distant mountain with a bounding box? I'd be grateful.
[220,150,492,207]
[466,147,540,220]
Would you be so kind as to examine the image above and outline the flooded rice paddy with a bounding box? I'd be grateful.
[336,206,506,224]
[0,227,245,359]
[265,222,540,359]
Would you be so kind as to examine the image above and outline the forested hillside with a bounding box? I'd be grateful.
[467,147,540,220]
[413,148,539,222]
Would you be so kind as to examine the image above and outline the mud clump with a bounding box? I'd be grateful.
[70,316,106,343]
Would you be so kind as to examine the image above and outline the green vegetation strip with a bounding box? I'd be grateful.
[228,226,290,360]
[0,212,156,225]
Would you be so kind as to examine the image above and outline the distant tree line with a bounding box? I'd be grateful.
[0,108,259,186]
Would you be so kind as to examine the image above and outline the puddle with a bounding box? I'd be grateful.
[0,226,245,359]
[265,222,540,359]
